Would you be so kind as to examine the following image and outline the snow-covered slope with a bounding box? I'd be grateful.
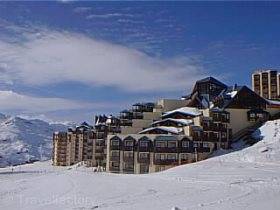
[213,119,280,164]
[0,113,68,167]
[0,119,280,210]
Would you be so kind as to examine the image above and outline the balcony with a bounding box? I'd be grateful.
[111,145,120,150]
[119,119,133,126]
[123,156,134,162]
[138,146,151,152]
[154,147,178,153]
[95,153,105,160]
[109,167,120,173]
[110,156,120,161]
[123,146,134,151]
[154,159,178,165]
[212,115,229,123]
[96,141,105,146]
[95,147,104,153]
[138,157,150,164]
[203,124,227,132]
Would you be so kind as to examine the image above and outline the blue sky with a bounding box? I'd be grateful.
[0,1,279,123]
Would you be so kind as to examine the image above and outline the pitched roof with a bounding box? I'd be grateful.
[196,77,227,88]
[152,118,193,126]
[218,86,268,109]
[162,107,202,118]
[139,126,182,135]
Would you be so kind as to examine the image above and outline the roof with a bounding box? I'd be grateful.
[139,126,182,135]
[196,77,227,88]
[216,86,268,109]
[152,118,193,126]
[163,107,202,118]
[266,99,280,106]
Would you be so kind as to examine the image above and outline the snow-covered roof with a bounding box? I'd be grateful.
[226,90,238,98]
[163,107,202,118]
[152,118,193,126]
[139,126,182,135]
[266,99,280,106]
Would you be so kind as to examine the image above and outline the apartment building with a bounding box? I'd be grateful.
[54,75,280,173]
[119,100,187,134]
[106,134,215,174]
[252,69,280,99]
[53,123,95,166]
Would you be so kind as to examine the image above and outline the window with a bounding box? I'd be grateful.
[193,142,198,148]
[203,142,209,148]
[139,141,148,147]
[139,152,149,159]
[111,162,119,168]
[181,141,189,148]
[124,162,134,171]
[221,132,227,138]
[167,154,177,160]
[220,124,227,129]
[124,151,134,158]
[181,153,188,160]
[156,141,166,148]
[213,132,219,139]
[111,151,119,157]
[111,140,119,146]
[167,141,177,148]
[125,140,133,147]
[213,113,219,119]
[140,164,149,173]
[155,153,166,160]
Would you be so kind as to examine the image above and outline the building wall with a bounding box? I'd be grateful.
[106,134,215,174]
[252,70,280,100]
[156,99,187,112]
[226,108,253,135]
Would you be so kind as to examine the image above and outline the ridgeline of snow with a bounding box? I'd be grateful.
[0,113,68,167]
[0,119,280,210]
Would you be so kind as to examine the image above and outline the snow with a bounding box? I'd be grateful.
[226,90,238,98]
[266,99,280,106]
[139,126,183,134]
[1,119,280,210]
[0,113,68,167]
[152,118,193,126]
[163,107,202,117]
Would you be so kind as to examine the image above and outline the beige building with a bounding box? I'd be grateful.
[106,134,215,174]
[54,76,280,173]
[53,123,95,166]
[120,99,187,134]
[252,69,280,99]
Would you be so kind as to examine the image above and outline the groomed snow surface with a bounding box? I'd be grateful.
[1,120,280,210]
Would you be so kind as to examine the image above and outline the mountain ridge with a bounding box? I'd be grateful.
[0,113,69,167]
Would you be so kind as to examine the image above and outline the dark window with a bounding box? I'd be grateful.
[167,141,177,148]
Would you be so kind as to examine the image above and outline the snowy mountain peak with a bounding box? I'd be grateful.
[0,113,68,167]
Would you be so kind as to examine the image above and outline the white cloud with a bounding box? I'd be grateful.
[73,7,92,14]
[86,13,134,19]
[0,90,93,113]
[0,29,206,92]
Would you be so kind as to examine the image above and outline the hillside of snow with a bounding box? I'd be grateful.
[0,113,68,167]
[213,119,280,164]
[0,119,280,210]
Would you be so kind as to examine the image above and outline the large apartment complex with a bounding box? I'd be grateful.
[53,75,280,174]
[252,69,280,100]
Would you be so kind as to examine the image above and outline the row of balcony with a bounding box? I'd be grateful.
[110,144,212,152]
[202,124,227,132]
[110,149,210,163]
